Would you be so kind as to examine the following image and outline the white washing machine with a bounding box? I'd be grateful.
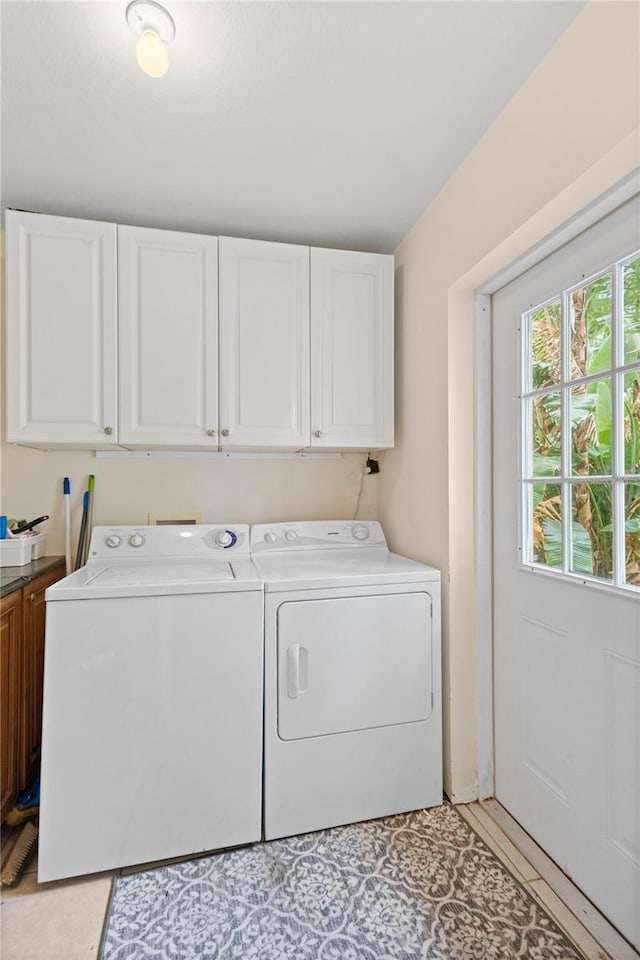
[251,520,442,840]
[39,524,263,882]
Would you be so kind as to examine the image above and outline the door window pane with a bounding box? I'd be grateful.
[531,483,562,568]
[523,250,639,590]
[570,274,611,380]
[529,300,561,390]
[570,379,611,477]
[623,257,640,366]
[571,484,612,581]
[624,370,640,474]
[625,483,640,586]
[532,393,561,476]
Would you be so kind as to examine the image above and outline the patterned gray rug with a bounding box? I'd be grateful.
[99,804,585,959]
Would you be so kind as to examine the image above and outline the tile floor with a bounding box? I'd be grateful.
[1,852,114,960]
[456,802,638,960]
[1,802,637,960]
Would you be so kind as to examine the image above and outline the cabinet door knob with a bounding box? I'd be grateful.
[207,429,216,437]
[29,593,36,602]
[221,429,230,438]
[314,430,322,438]
[104,426,113,436]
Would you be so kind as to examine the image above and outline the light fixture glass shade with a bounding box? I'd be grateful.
[136,30,169,78]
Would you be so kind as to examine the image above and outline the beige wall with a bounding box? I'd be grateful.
[0,234,377,552]
[0,445,377,555]
[382,1,640,800]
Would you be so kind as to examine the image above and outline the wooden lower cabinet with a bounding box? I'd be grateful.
[1,591,22,821]
[20,568,64,788]
[0,564,64,821]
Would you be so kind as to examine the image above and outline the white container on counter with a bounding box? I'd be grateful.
[0,532,48,566]
[30,533,47,559]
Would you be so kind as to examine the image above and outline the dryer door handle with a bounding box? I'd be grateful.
[287,644,308,698]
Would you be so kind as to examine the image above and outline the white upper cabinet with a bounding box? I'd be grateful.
[5,213,394,452]
[118,227,218,447]
[310,248,393,449]
[218,237,310,449]
[5,211,118,447]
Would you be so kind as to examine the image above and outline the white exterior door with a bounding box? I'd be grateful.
[5,211,118,447]
[218,237,309,449]
[118,226,218,447]
[310,248,393,449]
[493,197,640,949]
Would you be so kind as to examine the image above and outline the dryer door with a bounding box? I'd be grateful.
[277,592,432,741]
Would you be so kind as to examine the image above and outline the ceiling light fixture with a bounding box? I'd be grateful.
[126,0,175,79]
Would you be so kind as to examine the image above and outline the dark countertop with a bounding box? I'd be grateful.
[0,556,66,600]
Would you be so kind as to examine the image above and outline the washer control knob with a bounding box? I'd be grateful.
[352,524,370,541]
[129,534,145,548]
[264,532,277,544]
[216,529,237,548]
[105,535,120,548]
[284,530,297,542]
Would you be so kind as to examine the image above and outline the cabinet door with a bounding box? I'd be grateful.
[219,237,310,449]
[310,248,393,449]
[1,592,22,821]
[20,567,65,789]
[6,211,118,448]
[118,227,218,446]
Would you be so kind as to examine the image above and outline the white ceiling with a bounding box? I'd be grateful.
[1,1,583,253]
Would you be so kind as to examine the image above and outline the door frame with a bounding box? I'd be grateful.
[473,170,640,800]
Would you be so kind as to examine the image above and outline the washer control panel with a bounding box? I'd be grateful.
[251,521,386,553]
[89,524,249,559]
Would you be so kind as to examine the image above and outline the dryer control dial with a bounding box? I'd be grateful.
[264,532,277,544]
[352,524,370,541]
[284,530,298,542]
[105,535,121,548]
[129,534,145,548]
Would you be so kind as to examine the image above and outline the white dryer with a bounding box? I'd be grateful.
[251,520,442,840]
[39,524,263,882]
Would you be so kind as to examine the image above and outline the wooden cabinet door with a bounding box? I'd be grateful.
[118,226,219,447]
[310,248,394,449]
[5,211,118,448]
[20,568,65,789]
[219,237,310,449]
[1,592,22,821]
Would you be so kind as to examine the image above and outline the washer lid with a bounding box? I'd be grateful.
[87,561,234,586]
[253,549,440,592]
[46,559,263,600]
